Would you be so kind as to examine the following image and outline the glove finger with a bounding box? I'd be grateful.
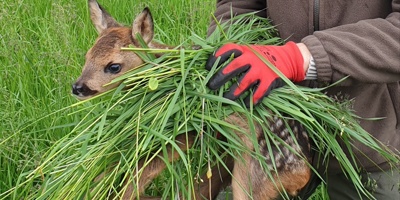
[224,71,258,101]
[207,52,253,90]
[244,78,285,107]
[207,62,250,90]
[208,52,255,90]
[205,44,243,71]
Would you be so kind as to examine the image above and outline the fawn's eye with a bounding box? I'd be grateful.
[105,63,122,74]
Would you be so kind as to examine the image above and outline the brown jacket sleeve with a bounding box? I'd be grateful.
[302,1,400,85]
[208,0,267,36]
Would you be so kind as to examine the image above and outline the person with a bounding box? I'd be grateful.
[205,0,400,199]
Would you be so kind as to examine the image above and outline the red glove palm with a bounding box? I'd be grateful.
[205,42,305,107]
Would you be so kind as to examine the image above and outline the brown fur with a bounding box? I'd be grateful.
[226,114,311,200]
[74,1,312,199]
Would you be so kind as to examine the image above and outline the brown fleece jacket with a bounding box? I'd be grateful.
[210,0,400,172]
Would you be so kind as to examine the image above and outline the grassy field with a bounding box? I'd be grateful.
[0,0,214,197]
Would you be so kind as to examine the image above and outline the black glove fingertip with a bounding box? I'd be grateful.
[205,49,243,71]
[206,75,222,90]
[244,95,253,108]
[205,55,218,71]
[223,87,239,101]
[244,94,263,108]
[269,78,285,91]
[248,78,285,107]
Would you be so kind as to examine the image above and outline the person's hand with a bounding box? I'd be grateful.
[205,42,306,107]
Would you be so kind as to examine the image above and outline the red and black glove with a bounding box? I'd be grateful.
[205,42,305,107]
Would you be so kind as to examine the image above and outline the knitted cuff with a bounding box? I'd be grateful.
[305,56,317,80]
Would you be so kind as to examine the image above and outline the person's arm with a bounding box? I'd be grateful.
[302,1,400,85]
[208,0,267,35]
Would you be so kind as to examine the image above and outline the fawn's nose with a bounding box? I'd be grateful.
[72,83,85,95]
[72,82,96,97]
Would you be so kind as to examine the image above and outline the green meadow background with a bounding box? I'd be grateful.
[0,0,214,197]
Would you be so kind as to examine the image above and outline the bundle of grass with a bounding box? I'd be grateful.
[4,3,399,200]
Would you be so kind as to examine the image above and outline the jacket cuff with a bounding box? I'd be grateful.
[305,56,317,80]
[301,35,332,83]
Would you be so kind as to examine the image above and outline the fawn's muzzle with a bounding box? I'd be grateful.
[72,82,97,98]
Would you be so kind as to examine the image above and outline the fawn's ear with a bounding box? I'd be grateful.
[88,0,121,34]
[132,7,154,44]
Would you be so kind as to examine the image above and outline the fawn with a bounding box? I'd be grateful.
[72,0,312,199]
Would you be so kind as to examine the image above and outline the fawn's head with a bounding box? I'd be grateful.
[72,0,155,100]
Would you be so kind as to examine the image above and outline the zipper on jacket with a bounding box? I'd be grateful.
[313,0,320,31]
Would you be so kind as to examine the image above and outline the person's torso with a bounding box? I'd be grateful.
[266,0,392,42]
[267,0,398,170]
